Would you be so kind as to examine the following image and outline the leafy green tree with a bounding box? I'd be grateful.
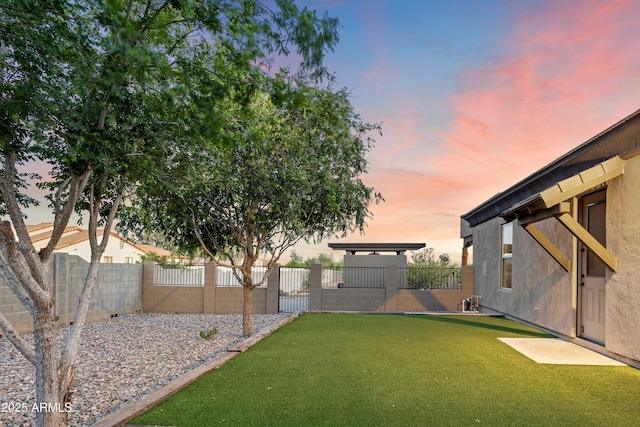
[285,250,342,268]
[138,251,186,268]
[285,250,307,267]
[284,251,342,291]
[406,248,461,290]
[0,1,339,425]
[130,73,382,336]
[409,248,458,268]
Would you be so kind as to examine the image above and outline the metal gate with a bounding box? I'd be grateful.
[278,267,311,312]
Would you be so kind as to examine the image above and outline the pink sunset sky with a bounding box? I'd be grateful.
[292,0,640,262]
[13,0,640,264]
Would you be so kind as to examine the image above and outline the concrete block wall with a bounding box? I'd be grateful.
[143,262,208,313]
[309,264,463,313]
[396,289,464,312]
[214,287,268,314]
[151,286,204,313]
[0,282,33,333]
[320,289,387,311]
[0,253,143,334]
[142,263,279,315]
[65,254,142,324]
[2,260,468,336]
[72,257,142,323]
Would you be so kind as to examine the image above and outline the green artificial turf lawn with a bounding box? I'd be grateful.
[131,314,640,426]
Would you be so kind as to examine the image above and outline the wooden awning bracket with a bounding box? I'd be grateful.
[555,213,617,272]
[523,223,571,272]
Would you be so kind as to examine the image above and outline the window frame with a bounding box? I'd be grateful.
[501,221,513,290]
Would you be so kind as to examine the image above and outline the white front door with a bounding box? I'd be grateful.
[579,190,606,344]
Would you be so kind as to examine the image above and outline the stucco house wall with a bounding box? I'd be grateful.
[28,223,169,264]
[603,155,640,361]
[54,237,147,264]
[461,109,640,364]
[472,216,576,336]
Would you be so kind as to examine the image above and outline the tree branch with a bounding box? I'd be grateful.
[0,154,34,255]
[96,178,127,255]
[40,170,91,262]
[59,175,126,404]
[0,252,35,313]
[0,311,35,365]
[0,221,50,305]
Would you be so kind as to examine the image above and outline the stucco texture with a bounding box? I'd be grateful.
[472,216,576,336]
[604,155,640,361]
[471,154,640,363]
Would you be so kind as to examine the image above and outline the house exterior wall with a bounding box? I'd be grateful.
[472,216,576,336]
[468,154,640,363]
[604,155,640,361]
[29,224,147,264]
[57,238,146,264]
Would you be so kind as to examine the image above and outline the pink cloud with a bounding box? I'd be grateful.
[443,0,640,189]
[348,166,487,259]
[345,0,640,261]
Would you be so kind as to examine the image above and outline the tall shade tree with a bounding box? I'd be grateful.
[0,1,338,425]
[128,74,383,336]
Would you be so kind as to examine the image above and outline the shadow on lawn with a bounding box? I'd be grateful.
[405,314,555,338]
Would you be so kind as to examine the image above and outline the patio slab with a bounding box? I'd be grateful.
[498,338,626,365]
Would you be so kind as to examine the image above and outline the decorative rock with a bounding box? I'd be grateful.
[0,313,292,427]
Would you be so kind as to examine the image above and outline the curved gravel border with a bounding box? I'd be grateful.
[0,312,295,427]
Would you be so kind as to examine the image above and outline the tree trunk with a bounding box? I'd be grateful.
[58,255,101,406]
[34,305,68,427]
[242,285,252,336]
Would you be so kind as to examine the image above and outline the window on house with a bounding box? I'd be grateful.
[125,257,133,264]
[501,222,513,289]
[104,256,113,264]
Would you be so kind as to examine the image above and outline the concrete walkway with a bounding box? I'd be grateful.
[498,337,627,365]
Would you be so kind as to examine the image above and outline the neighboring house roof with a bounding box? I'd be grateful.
[26,223,57,234]
[462,109,640,228]
[28,226,84,244]
[134,244,174,258]
[26,223,168,256]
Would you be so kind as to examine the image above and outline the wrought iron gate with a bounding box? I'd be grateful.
[278,267,310,312]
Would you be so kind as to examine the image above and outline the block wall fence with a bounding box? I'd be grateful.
[1,257,475,334]
[141,262,280,315]
[0,253,142,334]
[309,264,474,313]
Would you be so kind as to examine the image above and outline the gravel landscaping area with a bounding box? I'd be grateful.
[0,312,293,427]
